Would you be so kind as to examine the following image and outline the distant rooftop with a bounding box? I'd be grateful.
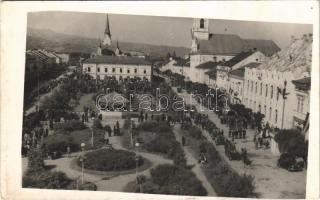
[257,37,312,79]
[193,33,280,56]
[292,77,311,91]
[222,51,256,67]
[195,61,220,69]
[241,62,261,69]
[83,55,151,66]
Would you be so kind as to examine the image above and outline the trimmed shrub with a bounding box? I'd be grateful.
[138,121,159,131]
[188,126,204,140]
[93,118,103,129]
[23,171,72,189]
[275,129,307,158]
[53,120,86,132]
[42,134,80,155]
[149,164,207,196]
[81,149,144,171]
[27,148,45,172]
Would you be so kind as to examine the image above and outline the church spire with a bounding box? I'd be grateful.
[103,14,112,46]
[105,14,111,37]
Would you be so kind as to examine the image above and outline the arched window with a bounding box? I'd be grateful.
[200,19,205,28]
[271,85,273,99]
[260,82,263,95]
[269,107,272,120]
[275,109,278,123]
[255,82,257,94]
[265,84,268,97]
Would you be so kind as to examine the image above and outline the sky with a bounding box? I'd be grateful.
[27,11,313,49]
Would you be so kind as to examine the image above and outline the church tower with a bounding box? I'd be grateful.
[103,14,112,46]
[191,18,209,40]
[97,39,102,56]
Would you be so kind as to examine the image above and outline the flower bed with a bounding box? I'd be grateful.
[80,149,144,171]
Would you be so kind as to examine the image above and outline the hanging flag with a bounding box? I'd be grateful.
[302,112,309,136]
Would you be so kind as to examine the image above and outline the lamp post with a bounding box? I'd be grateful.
[80,143,86,184]
[135,142,141,192]
[90,126,94,147]
[281,81,289,129]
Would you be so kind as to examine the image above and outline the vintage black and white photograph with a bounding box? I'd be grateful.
[21,11,313,198]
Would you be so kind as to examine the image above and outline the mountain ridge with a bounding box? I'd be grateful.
[26,27,190,57]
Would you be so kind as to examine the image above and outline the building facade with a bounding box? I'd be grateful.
[82,14,152,81]
[189,18,280,83]
[83,56,152,81]
[243,68,296,129]
[292,77,310,133]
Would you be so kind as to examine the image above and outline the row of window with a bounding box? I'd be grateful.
[87,67,147,74]
[297,95,305,113]
[245,98,278,123]
[246,80,280,100]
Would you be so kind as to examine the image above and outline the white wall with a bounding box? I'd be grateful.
[190,54,234,83]
[83,63,152,81]
[243,68,296,129]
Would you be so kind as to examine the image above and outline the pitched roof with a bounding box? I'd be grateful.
[229,67,245,78]
[257,38,312,79]
[83,55,151,66]
[241,62,261,69]
[105,14,111,36]
[292,77,311,91]
[243,39,280,57]
[222,51,255,67]
[193,33,280,56]
[195,61,220,69]
[205,69,217,79]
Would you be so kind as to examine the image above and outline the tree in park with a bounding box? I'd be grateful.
[27,147,45,172]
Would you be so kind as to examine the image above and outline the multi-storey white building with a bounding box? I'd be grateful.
[83,56,152,81]
[216,51,266,90]
[226,62,260,104]
[292,77,310,134]
[160,57,190,78]
[82,14,152,81]
[189,18,279,83]
[243,36,312,129]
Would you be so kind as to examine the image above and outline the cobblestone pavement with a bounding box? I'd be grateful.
[173,87,306,198]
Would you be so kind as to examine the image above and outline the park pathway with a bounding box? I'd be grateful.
[172,125,217,196]
[170,86,306,198]
[43,136,172,192]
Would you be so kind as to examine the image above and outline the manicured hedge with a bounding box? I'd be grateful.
[143,123,187,167]
[199,141,255,197]
[81,149,144,171]
[42,134,80,155]
[23,170,72,189]
[182,129,256,197]
[53,120,86,132]
[145,164,207,196]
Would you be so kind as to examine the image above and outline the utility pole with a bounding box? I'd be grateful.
[281,81,289,129]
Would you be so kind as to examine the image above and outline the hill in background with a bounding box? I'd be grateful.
[26,28,190,58]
